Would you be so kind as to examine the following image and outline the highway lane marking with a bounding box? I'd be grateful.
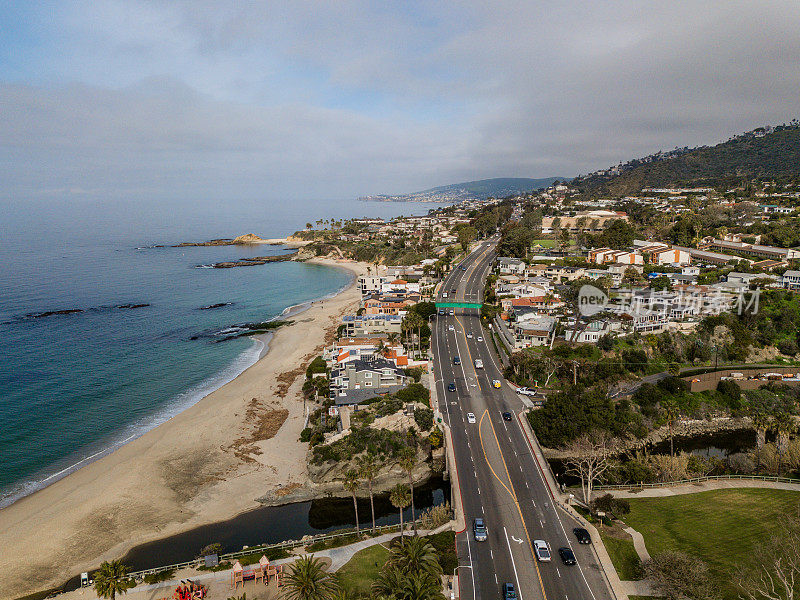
[504,527,525,600]
[513,412,600,600]
[556,568,561,578]
[482,411,549,600]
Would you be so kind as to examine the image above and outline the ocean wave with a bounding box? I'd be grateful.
[0,337,265,509]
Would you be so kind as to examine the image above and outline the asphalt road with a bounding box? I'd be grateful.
[432,239,613,600]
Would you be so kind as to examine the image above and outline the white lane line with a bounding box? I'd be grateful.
[495,573,498,585]
[504,527,525,600]
[557,567,561,578]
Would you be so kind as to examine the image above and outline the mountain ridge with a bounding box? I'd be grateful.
[360,176,564,203]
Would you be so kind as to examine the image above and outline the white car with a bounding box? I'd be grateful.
[448,325,455,331]
[533,540,551,562]
[466,412,476,424]
[467,333,473,339]
[477,336,483,342]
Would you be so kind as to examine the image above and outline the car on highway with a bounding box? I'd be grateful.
[451,288,457,294]
[442,292,447,298]
[502,583,516,600]
[449,309,455,315]
[447,383,456,392]
[466,412,476,424]
[558,547,577,565]
[460,265,467,271]
[515,386,537,396]
[473,517,487,541]
[453,356,461,365]
[438,308,445,315]
[502,411,512,421]
[573,527,591,544]
[448,325,454,331]
[533,540,551,562]
[474,358,483,369]
[492,379,501,388]
[466,332,473,339]
[477,336,483,342]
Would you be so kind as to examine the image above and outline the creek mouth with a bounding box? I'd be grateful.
[56,477,450,594]
[549,429,757,488]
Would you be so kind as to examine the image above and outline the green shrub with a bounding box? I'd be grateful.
[143,568,176,585]
[299,428,312,442]
[428,427,443,449]
[396,383,430,405]
[414,407,434,431]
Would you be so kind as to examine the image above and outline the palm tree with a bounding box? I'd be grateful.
[93,560,133,600]
[390,483,411,537]
[751,410,770,467]
[372,564,404,597]
[397,572,444,600]
[388,535,442,577]
[283,556,339,600]
[661,398,680,457]
[357,453,379,532]
[774,412,795,456]
[398,447,418,533]
[343,469,360,534]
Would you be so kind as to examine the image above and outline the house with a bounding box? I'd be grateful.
[358,275,387,297]
[588,248,644,266]
[699,238,800,261]
[380,279,421,297]
[563,319,620,343]
[783,270,800,291]
[329,358,408,403]
[363,295,417,315]
[497,257,526,275]
[512,315,558,348]
[341,314,403,337]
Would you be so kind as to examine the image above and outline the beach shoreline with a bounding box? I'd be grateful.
[0,256,369,600]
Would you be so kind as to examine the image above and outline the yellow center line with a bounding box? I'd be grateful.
[481,409,549,600]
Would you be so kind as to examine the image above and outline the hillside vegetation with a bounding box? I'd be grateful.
[576,125,800,197]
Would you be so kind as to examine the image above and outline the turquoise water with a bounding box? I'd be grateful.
[0,197,445,507]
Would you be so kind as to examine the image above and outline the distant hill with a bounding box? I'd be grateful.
[574,124,800,197]
[360,177,564,203]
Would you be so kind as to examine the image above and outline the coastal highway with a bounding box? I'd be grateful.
[432,239,613,600]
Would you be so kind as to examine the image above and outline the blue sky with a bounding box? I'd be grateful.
[1,1,799,202]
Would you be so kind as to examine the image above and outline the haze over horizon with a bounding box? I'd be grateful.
[1,1,799,204]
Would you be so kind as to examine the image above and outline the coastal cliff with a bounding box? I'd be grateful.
[175,233,267,247]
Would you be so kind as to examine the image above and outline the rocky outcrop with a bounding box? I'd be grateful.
[175,233,266,247]
[204,252,297,268]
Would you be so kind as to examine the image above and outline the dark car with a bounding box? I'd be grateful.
[460,265,467,271]
[473,518,487,542]
[438,308,445,315]
[502,411,512,421]
[502,583,516,600]
[573,527,591,544]
[453,356,461,365]
[451,288,457,293]
[558,547,577,565]
[448,382,456,392]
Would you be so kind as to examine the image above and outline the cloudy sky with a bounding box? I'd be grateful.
[1,1,799,203]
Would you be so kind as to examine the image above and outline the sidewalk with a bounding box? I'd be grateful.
[604,478,800,499]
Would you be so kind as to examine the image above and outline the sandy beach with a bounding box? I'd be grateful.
[0,257,369,600]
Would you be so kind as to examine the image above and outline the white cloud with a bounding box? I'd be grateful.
[1,1,799,201]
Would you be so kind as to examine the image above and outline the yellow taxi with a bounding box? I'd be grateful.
[492,379,502,388]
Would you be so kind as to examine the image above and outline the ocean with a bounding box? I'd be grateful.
[0,196,445,508]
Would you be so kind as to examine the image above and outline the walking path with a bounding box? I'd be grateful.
[604,478,800,499]
[623,527,651,562]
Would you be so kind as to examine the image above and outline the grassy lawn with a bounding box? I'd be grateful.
[532,239,555,248]
[337,544,390,596]
[599,531,642,581]
[621,488,800,600]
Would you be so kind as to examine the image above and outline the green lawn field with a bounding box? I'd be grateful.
[336,544,390,596]
[621,488,800,599]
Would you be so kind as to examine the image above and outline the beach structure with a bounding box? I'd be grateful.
[231,556,283,590]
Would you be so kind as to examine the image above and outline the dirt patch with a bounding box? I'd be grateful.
[159,453,225,502]
[227,398,291,461]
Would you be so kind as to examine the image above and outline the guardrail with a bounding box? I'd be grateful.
[594,474,800,491]
[127,520,421,580]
